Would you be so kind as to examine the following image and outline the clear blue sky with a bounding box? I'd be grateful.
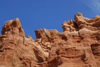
[0,0,100,40]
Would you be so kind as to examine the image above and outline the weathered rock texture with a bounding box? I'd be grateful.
[0,12,100,67]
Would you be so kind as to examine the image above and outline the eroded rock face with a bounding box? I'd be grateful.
[0,13,100,67]
[62,19,77,32]
[74,12,100,31]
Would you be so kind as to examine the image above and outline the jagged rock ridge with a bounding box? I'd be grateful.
[0,12,100,67]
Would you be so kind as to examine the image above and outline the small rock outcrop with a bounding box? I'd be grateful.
[0,12,100,67]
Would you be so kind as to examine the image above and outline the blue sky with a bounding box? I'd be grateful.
[0,0,100,40]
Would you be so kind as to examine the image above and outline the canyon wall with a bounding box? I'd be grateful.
[0,12,100,67]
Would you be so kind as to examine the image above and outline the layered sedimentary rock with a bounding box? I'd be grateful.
[0,12,100,67]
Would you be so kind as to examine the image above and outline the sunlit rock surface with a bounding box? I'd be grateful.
[0,13,100,67]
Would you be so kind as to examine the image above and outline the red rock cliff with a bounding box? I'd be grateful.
[0,12,100,67]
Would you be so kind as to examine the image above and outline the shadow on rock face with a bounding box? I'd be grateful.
[34,49,44,63]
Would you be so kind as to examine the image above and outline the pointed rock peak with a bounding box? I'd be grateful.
[1,18,25,37]
[12,18,21,28]
[62,19,76,32]
[35,29,44,39]
[14,18,19,22]
[74,12,83,18]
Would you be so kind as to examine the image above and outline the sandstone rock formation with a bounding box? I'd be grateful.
[0,12,100,67]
